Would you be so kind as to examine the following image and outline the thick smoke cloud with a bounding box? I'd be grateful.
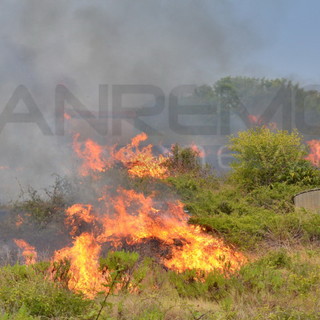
[0,0,274,201]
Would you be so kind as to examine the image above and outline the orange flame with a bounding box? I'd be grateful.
[51,132,246,298]
[64,112,71,120]
[73,132,168,178]
[13,239,37,265]
[305,140,320,166]
[248,114,262,125]
[65,204,96,235]
[190,143,205,158]
[15,214,24,228]
[53,188,245,297]
[53,233,107,299]
[73,133,109,176]
[97,188,246,273]
[111,133,168,178]
[248,114,278,130]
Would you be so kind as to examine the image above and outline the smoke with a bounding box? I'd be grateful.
[0,0,283,201]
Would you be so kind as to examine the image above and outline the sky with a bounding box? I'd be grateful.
[1,1,320,89]
[0,0,320,201]
[228,1,320,85]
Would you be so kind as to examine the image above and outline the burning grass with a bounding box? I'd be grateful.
[0,247,320,319]
[5,133,246,301]
[41,133,245,299]
[2,129,320,318]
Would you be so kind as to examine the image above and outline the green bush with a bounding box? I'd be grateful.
[0,264,90,319]
[100,250,139,272]
[164,144,203,175]
[228,127,320,189]
[168,171,320,250]
[14,175,74,226]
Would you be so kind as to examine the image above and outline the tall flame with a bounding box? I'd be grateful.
[73,133,108,175]
[65,204,96,236]
[52,233,106,299]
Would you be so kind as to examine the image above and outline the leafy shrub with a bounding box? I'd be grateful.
[0,264,90,318]
[228,127,320,189]
[100,250,139,273]
[14,175,74,226]
[164,144,203,175]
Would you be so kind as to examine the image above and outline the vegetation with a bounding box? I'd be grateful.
[228,127,320,189]
[0,249,320,319]
[13,175,76,227]
[2,88,320,318]
[168,127,320,250]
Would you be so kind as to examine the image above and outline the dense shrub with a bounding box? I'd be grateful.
[228,127,320,189]
[14,175,75,226]
[164,144,203,175]
[0,264,90,319]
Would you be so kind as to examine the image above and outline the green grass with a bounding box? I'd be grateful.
[3,140,320,319]
[1,248,320,319]
[0,263,91,319]
[167,173,320,250]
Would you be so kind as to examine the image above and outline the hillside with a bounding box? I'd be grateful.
[0,128,320,319]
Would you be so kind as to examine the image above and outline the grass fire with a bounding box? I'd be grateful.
[13,133,246,299]
[2,127,320,319]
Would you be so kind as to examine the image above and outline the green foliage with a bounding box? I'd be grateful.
[164,144,203,175]
[4,77,320,318]
[1,249,320,319]
[0,304,40,320]
[195,76,320,116]
[0,264,90,319]
[14,175,74,226]
[228,127,320,189]
[168,170,320,250]
[100,250,139,274]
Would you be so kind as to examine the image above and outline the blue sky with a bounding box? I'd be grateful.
[227,1,320,85]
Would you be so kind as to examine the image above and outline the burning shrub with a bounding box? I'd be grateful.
[228,127,320,189]
[164,144,202,175]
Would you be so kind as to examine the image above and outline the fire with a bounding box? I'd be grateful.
[73,133,108,175]
[13,239,37,265]
[52,233,107,299]
[247,115,277,130]
[190,143,205,158]
[248,114,262,125]
[96,188,245,273]
[73,132,168,178]
[65,204,96,235]
[64,112,71,120]
[15,214,24,227]
[10,132,246,299]
[305,140,320,166]
[52,188,245,298]
[111,133,168,178]
[49,132,246,298]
